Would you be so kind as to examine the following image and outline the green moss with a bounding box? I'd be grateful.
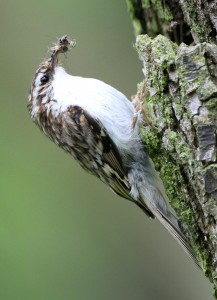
[140,126,160,155]
[206,98,217,111]
[142,0,173,21]
[163,131,177,151]
[153,0,172,22]
[140,125,185,210]
[136,35,177,96]
[154,35,177,66]
[160,160,183,204]
[140,111,205,266]
[183,1,212,43]
[135,33,217,285]
[164,130,193,163]
[141,122,211,278]
[136,34,177,67]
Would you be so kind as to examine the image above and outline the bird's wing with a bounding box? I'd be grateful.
[63,105,153,217]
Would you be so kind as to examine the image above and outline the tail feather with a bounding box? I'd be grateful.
[155,208,201,268]
[138,187,201,269]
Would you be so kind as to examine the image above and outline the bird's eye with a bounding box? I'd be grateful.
[40,74,49,84]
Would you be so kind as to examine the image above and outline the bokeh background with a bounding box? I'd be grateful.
[0,1,213,299]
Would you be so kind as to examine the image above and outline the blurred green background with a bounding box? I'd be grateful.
[0,1,213,299]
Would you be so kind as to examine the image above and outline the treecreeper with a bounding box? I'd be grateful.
[28,35,200,268]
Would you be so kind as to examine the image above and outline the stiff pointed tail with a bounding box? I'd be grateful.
[137,186,201,269]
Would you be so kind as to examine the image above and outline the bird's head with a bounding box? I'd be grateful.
[27,35,76,123]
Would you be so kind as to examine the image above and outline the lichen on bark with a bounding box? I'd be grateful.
[126,0,217,294]
[134,33,217,289]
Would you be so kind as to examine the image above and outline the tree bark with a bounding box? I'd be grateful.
[127,0,217,296]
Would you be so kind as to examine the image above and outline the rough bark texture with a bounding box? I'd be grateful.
[127,0,217,296]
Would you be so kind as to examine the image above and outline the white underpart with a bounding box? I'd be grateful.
[50,67,141,151]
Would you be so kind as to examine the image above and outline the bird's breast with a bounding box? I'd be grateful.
[51,71,140,151]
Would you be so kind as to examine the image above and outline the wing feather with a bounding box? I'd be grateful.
[62,105,153,217]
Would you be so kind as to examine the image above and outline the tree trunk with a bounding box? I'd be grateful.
[127,0,217,296]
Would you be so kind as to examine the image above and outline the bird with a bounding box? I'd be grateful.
[28,35,200,267]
